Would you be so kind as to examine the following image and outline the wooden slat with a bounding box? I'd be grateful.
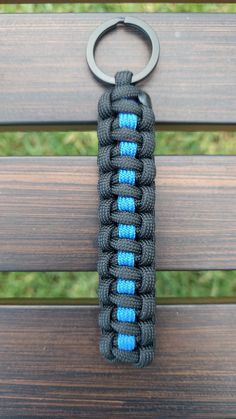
[0,13,235,130]
[1,156,236,271]
[0,303,236,417]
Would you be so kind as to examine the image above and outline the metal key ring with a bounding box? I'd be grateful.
[86,16,160,85]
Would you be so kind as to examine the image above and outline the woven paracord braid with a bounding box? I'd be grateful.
[97,70,156,368]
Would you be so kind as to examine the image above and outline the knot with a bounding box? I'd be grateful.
[115,70,133,85]
[97,69,156,368]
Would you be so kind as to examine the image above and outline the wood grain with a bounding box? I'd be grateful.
[0,303,235,417]
[1,156,236,271]
[0,13,235,130]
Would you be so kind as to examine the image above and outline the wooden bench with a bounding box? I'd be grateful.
[0,3,236,417]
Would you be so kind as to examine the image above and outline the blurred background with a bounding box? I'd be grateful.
[0,2,235,299]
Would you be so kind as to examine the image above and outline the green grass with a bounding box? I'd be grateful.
[0,3,235,299]
[1,3,235,13]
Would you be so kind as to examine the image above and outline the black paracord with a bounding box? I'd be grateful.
[97,70,156,368]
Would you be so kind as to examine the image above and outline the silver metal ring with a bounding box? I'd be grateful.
[86,16,160,85]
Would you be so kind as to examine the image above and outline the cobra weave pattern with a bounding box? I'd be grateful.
[97,70,156,367]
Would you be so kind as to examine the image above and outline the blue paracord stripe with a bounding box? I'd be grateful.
[117,279,135,295]
[117,307,136,323]
[118,224,136,240]
[117,111,138,352]
[118,334,135,351]
[118,169,135,185]
[119,113,137,130]
[118,251,134,267]
[117,196,135,213]
[120,141,137,158]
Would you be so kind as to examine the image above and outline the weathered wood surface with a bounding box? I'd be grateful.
[1,156,236,271]
[0,13,235,130]
[0,303,235,417]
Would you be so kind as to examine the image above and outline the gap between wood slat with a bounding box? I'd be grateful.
[0,0,233,3]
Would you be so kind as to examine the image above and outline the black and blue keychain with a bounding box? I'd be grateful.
[87,17,160,367]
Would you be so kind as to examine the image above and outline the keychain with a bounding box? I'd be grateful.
[87,17,160,367]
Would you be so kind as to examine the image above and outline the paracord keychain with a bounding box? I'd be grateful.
[87,17,160,368]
